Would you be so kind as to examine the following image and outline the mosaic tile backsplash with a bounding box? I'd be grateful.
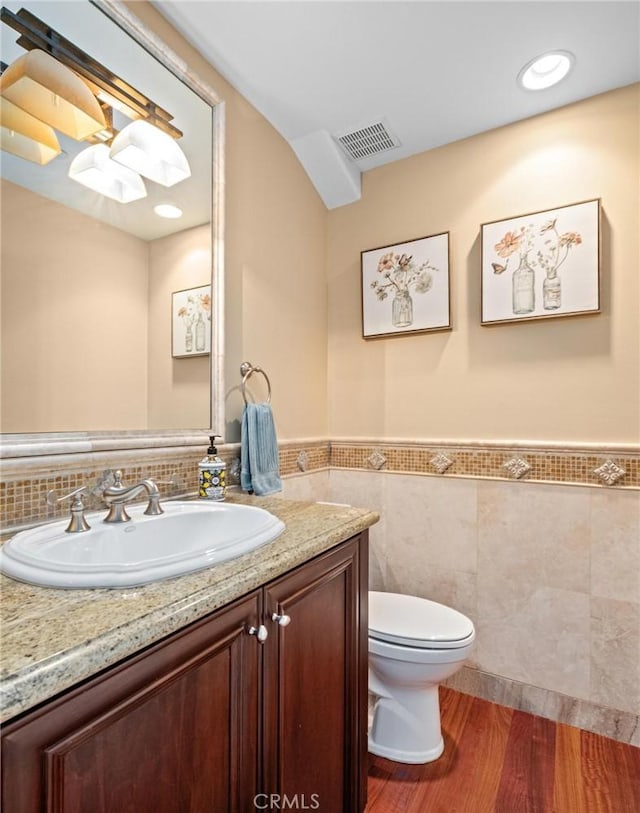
[0,441,329,531]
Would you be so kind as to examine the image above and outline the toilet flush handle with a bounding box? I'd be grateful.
[272,611,291,627]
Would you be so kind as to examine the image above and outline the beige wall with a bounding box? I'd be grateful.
[0,180,149,432]
[148,225,211,429]
[327,85,640,444]
[0,182,213,432]
[130,2,329,443]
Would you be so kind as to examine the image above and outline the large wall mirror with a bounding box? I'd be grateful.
[0,0,225,451]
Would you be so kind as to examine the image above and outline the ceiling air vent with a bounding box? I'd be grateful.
[335,119,400,161]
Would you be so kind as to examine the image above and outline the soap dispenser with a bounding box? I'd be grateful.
[198,435,226,501]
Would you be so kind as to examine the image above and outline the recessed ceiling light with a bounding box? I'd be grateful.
[518,51,574,90]
[154,203,183,219]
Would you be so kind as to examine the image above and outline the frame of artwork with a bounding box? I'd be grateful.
[481,198,600,326]
[361,231,451,339]
[171,284,212,358]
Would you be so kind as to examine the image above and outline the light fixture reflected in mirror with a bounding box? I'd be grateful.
[110,120,191,187]
[0,48,106,139]
[68,144,147,203]
[1,8,192,205]
[0,97,60,164]
[154,203,183,219]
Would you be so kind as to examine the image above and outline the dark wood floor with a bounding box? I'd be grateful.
[365,687,640,813]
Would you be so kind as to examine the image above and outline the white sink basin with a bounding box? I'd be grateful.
[0,501,285,589]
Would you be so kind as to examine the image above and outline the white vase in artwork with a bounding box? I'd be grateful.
[195,312,206,351]
[543,271,561,310]
[392,289,413,327]
[512,255,535,315]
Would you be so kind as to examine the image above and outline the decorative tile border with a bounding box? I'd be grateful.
[593,458,626,486]
[278,440,330,477]
[1,437,637,532]
[330,440,639,490]
[430,452,453,474]
[503,456,531,479]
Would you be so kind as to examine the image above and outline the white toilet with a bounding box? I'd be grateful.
[368,590,475,764]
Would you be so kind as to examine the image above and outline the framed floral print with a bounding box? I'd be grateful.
[171,285,211,358]
[481,198,600,325]
[361,231,451,339]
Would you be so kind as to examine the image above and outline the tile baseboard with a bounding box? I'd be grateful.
[444,665,640,746]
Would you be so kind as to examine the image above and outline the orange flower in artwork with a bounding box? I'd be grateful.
[376,252,397,273]
[200,293,212,315]
[494,230,523,258]
[559,232,582,247]
[536,223,583,277]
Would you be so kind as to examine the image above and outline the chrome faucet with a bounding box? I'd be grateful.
[102,470,164,523]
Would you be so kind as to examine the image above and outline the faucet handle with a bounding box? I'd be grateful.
[46,485,88,505]
[47,487,91,533]
[156,472,186,494]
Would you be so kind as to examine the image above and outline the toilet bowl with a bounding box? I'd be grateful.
[368,591,475,764]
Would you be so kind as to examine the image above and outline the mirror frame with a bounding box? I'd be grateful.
[0,0,225,459]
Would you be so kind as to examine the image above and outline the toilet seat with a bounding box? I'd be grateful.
[369,591,474,650]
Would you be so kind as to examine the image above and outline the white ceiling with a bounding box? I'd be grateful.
[154,0,640,208]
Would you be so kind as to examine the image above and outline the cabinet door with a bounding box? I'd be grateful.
[263,534,368,813]
[1,591,261,813]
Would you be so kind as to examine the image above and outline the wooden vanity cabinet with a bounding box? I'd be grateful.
[1,532,368,813]
[263,532,368,811]
[1,590,262,813]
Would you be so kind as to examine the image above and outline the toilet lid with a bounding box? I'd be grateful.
[369,591,474,649]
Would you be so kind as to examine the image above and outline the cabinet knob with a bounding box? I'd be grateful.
[248,624,268,643]
[271,612,291,627]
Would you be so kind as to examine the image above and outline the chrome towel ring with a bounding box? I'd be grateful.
[240,361,272,404]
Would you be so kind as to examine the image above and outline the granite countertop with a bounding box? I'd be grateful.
[0,493,378,723]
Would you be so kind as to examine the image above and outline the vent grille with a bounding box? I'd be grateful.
[336,120,400,161]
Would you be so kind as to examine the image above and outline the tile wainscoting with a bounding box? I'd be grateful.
[327,462,639,747]
[1,436,638,743]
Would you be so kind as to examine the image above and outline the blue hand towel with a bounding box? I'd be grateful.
[240,402,282,495]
